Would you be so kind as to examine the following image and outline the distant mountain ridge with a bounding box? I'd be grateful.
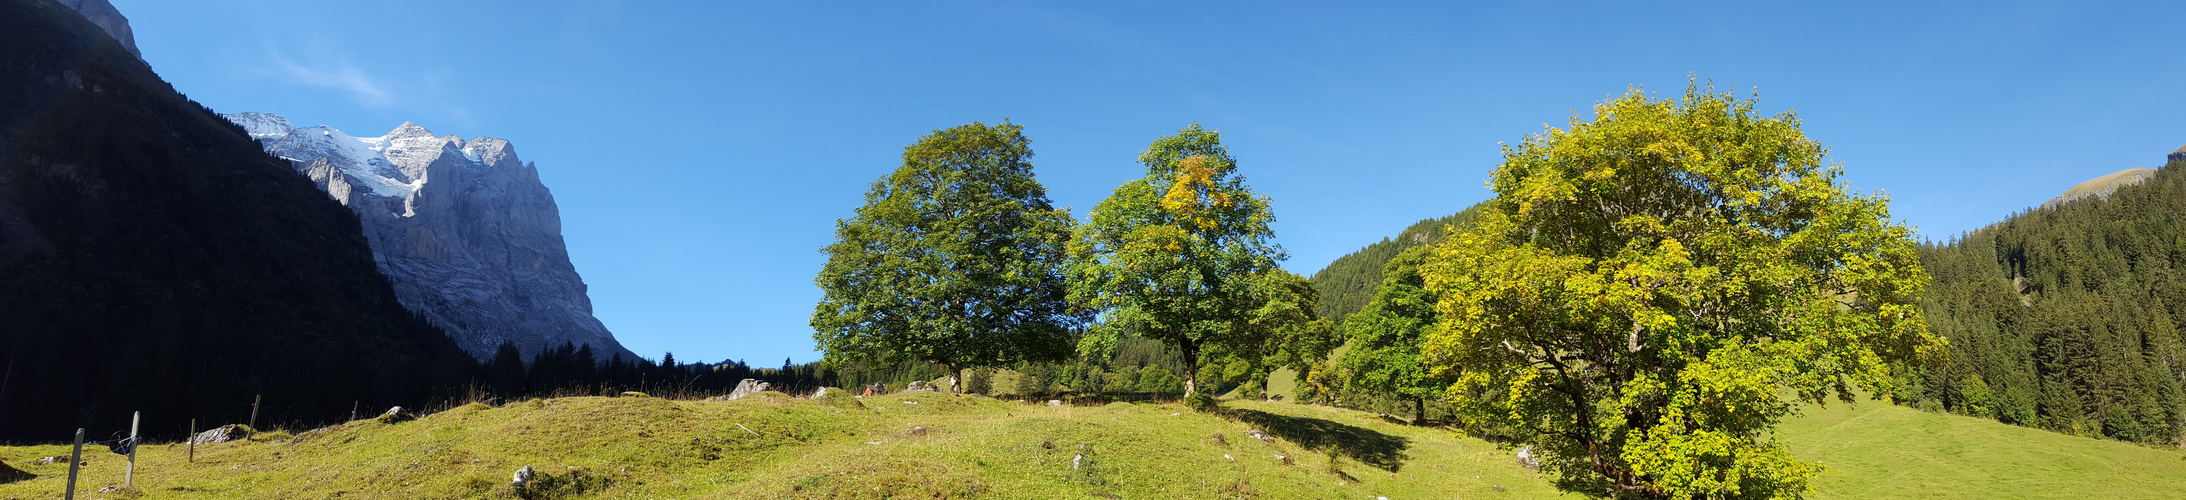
[225,112,634,362]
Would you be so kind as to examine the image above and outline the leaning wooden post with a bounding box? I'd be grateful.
[125,411,140,487]
[187,418,196,464]
[246,394,260,440]
[64,428,84,500]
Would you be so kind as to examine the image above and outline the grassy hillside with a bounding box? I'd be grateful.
[1782,397,2186,499]
[3,391,2178,499]
[0,393,1561,499]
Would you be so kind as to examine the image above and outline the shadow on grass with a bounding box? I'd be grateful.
[1223,408,1411,471]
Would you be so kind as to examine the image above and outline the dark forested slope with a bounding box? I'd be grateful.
[0,0,473,442]
[1914,152,2186,444]
[1308,204,1481,324]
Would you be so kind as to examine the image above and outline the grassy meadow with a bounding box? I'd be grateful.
[0,390,2178,499]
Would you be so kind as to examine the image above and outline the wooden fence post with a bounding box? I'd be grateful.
[64,428,84,500]
[246,394,260,440]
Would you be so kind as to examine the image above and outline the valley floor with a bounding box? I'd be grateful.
[0,391,2179,499]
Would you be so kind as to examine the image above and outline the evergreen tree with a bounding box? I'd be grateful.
[489,341,527,399]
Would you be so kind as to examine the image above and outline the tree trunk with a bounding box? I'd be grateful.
[1414,397,1427,425]
[1180,340,1200,397]
[947,363,963,393]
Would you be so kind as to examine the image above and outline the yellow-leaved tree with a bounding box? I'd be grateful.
[1423,83,1943,499]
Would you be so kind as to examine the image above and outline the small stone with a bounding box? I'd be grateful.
[866,441,883,445]
[1047,399,1062,406]
[1223,454,1235,462]
[1039,440,1055,449]
[1493,484,1507,492]
[1274,454,1292,465]
[512,465,534,487]
[903,400,918,405]
[906,426,928,436]
[619,391,650,398]
[1211,433,1227,445]
[1072,453,1084,470]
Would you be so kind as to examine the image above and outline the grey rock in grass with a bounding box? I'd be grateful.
[723,379,771,401]
[190,424,246,445]
[512,465,535,487]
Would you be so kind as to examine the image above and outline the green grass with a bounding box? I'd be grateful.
[3,392,2179,499]
[0,393,1560,499]
[1781,398,2186,499]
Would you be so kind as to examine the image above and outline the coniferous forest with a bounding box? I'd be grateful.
[1911,155,2186,444]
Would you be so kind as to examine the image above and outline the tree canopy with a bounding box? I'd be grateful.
[1421,84,1942,498]
[1332,246,1447,421]
[1068,124,1294,398]
[812,121,1085,392]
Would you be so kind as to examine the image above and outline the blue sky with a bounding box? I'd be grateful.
[114,1,2186,366]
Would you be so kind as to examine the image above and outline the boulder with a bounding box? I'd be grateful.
[811,387,832,398]
[904,380,940,392]
[1047,399,1062,407]
[1244,429,1275,443]
[512,465,535,487]
[906,426,929,436]
[1515,445,1541,469]
[376,406,411,424]
[723,379,771,401]
[190,424,247,445]
[862,384,889,397]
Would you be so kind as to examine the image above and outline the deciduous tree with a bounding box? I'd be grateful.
[812,121,1085,392]
[1423,84,1942,499]
[1333,246,1446,422]
[1069,124,1290,399]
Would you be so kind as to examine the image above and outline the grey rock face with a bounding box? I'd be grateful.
[58,0,140,59]
[222,112,633,362]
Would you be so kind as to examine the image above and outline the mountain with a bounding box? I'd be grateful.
[1307,204,1482,325]
[2040,167,2156,209]
[56,0,136,59]
[0,0,473,442]
[222,112,635,362]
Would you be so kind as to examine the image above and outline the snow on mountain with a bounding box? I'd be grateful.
[224,113,636,362]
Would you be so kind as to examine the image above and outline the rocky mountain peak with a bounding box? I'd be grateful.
[57,0,138,59]
[220,112,635,362]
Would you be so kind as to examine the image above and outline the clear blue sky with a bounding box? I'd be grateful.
[114,1,2186,366]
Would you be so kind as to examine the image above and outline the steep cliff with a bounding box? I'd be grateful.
[56,0,137,59]
[226,112,634,362]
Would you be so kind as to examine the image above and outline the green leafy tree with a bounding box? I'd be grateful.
[812,121,1086,392]
[1209,269,1338,397]
[1333,246,1446,422]
[1069,124,1287,398]
[1422,84,1943,499]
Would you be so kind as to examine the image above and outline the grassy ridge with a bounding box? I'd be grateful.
[2,392,2178,499]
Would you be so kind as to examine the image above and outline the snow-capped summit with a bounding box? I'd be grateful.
[225,113,634,362]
